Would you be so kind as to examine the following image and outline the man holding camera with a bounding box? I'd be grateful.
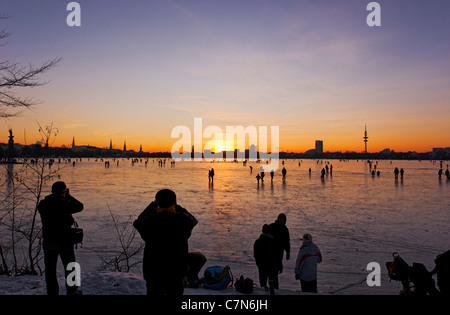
[133,189,198,296]
[38,181,84,295]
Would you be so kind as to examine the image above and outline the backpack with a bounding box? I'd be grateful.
[203,265,233,290]
[386,252,409,282]
[234,275,254,294]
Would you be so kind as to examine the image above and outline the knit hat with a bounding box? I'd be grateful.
[301,233,313,244]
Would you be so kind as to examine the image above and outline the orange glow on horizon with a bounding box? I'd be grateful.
[1,134,445,154]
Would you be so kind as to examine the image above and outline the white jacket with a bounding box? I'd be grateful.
[295,243,322,281]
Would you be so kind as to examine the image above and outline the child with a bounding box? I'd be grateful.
[294,233,322,293]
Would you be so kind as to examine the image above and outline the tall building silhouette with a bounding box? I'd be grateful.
[363,124,368,154]
[315,140,323,155]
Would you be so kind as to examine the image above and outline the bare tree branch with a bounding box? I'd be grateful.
[1,15,60,118]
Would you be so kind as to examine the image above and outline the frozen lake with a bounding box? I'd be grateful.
[1,158,449,294]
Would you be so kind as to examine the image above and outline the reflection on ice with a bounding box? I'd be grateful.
[1,158,449,294]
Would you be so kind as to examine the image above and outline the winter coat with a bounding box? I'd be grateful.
[295,243,322,281]
[253,232,278,273]
[133,202,197,280]
[269,220,291,268]
[38,194,84,245]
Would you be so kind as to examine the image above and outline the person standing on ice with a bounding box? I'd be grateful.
[295,233,322,293]
[253,224,278,294]
[269,213,291,289]
[38,181,84,295]
[133,189,197,295]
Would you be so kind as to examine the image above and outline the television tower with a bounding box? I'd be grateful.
[363,124,368,154]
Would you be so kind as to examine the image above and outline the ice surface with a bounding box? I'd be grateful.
[1,158,449,295]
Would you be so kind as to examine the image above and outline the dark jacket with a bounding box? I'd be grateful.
[133,202,197,280]
[38,194,84,245]
[269,220,290,270]
[253,232,278,273]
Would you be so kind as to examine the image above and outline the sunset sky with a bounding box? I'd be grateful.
[1,0,449,153]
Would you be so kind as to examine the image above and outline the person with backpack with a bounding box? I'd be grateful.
[295,233,322,293]
[133,189,197,295]
[269,213,291,289]
[253,224,278,293]
[38,181,84,295]
[431,250,450,294]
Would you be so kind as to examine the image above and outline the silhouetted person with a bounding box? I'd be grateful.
[445,168,450,179]
[38,181,84,295]
[270,170,274,182]
[282,167,287,179]
[185,252,207,288]
[254,224,278,294]
[256,174,261,184]
[400,168,404,178]
[269,213,291,289]
[321,168,325,179]
[209,168,215,182]
[295,233,322,293]
[438,169,443,179]
[133,189,197,295]
[394,167,399,179]
[431,250,450,295]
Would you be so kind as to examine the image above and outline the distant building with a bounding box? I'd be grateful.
[433,147,450,159]
[249,144,257,160]
[315,140,323,155]
[380,148,391,157]
[304,148,317,156]
[363,124,368,154]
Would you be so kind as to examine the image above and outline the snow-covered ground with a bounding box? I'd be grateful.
[0,271,300,295]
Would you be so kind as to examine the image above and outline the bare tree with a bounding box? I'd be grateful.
[97,204,144,273]
[0,15,60,118]
[0,123,63,275]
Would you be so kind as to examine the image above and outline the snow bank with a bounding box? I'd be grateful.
[0,271,299,295]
